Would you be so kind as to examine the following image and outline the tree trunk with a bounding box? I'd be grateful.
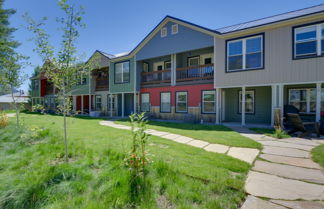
[10,85,19,127]
[63,110,68,162]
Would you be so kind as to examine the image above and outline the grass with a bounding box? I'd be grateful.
[311,144,324,168]
[250,128,291,139]
[0,113,251,209]
[116,119,262,149]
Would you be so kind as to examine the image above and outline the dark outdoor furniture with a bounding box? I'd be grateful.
[286,113,320,138]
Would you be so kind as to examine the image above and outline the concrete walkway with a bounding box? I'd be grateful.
[227,126,324,209]
[99,120,260,164]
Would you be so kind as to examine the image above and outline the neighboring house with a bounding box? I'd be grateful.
[29,4,324,126]
[0,91,29,111]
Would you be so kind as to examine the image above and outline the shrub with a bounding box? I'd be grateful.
[273,128,286,139]
[0,112,9,128]
[32,104,45,113]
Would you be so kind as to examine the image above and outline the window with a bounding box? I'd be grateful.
[204,58,212,64]
[160,92,171,112]
[161,27,167,37]
[289,89,316,113]
[141,93,150,112]
[227,35,263,71]
[176,92,188,113]
[107,95,116,111]
[202,90,216,113]
[171,24,178,34]
[239,90,255,114]
[95,95,102,111]
[143,62,149,72]
[164,61,171,69]
[115,61,130,83]
[188,56,199,66]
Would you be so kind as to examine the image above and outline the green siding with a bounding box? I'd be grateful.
[109,57,135,93]
[30,78,40,97]
[68,76,92,96]
[224,86,271,124]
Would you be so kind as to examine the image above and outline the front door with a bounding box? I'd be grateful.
[125,93,134,116]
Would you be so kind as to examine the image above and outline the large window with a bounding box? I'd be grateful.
[160,92,171,113]
[115,61,130,83]
[294,23,324,58]
[202,90,216,113]
[289,89,316,113]
[227,34,263,72]
[95,95,102,111]
[176,92,188,113]
[141,93,150,112]
[238,90,255,114]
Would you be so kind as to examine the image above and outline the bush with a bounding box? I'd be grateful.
[273,128,286,139]
[0,112,9,128]
[32,104,45,113]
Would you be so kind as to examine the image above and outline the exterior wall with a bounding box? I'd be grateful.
[140,84,215,122]
[30,78,40,97]
[223,86,272,124]
[215,16,324,88]
[136,21,213,61]
[109,57,136,93]
[176,47,213,68]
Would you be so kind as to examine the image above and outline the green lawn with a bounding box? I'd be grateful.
[250,128,291,139]
[0,113,251,209]
[116,119,262,149]
[311,144,324,168]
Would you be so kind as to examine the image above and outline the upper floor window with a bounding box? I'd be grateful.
[227,34,264,72]
[161,27,167,37]
[171,24,178,34]
[115,61,130,83]
[294,23,324,59]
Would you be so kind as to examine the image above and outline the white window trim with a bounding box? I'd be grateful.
[288,88,317,113]
[188,56,200,66]
[161,27,167,37]
[160,92,171,113]
[95,95,102,110]
[141,93,150,112]
[107,95,116,111]
[171,24,178,34]
[238,90,255,114]
[202,90,216,113]
[294,23,324,58]
[176,92,188,113]
[227,35,263,72]
[115,61,130,83]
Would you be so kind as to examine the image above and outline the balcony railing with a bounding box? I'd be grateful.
[96,78,109,91]
[141,69,171,85]
[176,64,213,82]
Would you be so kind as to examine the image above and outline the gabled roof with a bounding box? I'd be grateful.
[96,50,115,59]
[216,4,324,34]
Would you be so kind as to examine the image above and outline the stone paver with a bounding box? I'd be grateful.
[146,130,169,137]
[260,154,321,169]
[270,200,324,209]
[171,136,193,144]
[187,140,209,148]
[6,113,16,117]
[162,133,181,140]
[204,144,229,154]
[279,138,319,146]
[262,146,310,158]
[227,147,259,164]
[253,160,324,184]
[259,140,314,151]
[245,171,324,200]
[312,139,324,144]
[241,195,287,209]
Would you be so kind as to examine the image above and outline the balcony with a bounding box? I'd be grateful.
[141,69,171,85]
[176,64,214,82]
[95,78,109,91]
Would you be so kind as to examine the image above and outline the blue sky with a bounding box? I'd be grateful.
[4,0,324,91]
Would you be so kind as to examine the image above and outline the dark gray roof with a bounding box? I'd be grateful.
[216,4,324,34]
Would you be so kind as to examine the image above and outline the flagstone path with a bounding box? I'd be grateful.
[227,126,324,209]
[99,120,260,164]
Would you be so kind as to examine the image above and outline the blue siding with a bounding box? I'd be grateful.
[136,21,213,60]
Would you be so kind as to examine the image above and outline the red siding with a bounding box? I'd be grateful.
[141,84,214,106]
[40,79,47,97]
[76,96,81,111]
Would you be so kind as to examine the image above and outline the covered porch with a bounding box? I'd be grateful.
[107,92,139,117]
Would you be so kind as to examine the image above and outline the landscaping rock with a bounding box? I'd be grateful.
[245,171,324,200]
[262,146,309,158]
[253,160,324,184]
[241,195,287,209]
[260,154,321,169]
[204,144,229,154]
[270,200,324,209]
[227,147,259,164]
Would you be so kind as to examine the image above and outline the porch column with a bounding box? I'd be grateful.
[278,84,284,127]
[316,83,322,122]
[171,54,176,86]
[271,85,277,127]
[73,96,76,112]
[241,86,246,126]
[81,95,84,114]
[89,70,92,112]
[109,94,113,117]
[133,93,137,114]
[215,88,220,124]
[89,95,92,112]
[121,93,125,117]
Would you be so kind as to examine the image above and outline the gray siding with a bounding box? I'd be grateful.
[215,17,324,87]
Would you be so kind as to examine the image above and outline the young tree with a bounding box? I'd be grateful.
[25,0,96,162]
[0,0,28,126]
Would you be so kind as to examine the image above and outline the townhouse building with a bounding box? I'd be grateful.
[30,4,324,127]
